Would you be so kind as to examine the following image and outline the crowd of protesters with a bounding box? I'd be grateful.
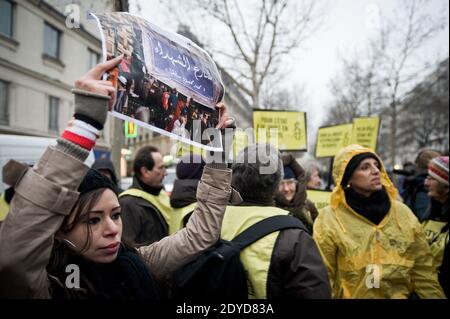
[0,58,448,300]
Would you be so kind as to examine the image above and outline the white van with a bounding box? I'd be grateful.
[0,134,95,192]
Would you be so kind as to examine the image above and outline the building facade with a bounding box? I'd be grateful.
[0,0,128,166]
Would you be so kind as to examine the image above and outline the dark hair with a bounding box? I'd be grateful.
[415,149,441,172]
[60,188,107,252]
[232,164,281,205]
[133,146,159,177]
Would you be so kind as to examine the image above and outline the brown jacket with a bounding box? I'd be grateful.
[0,146,233,298]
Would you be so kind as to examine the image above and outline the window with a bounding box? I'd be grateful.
[0,80,8,125]
[44,23,60,59]
[88,49,100,69]
[48,96,59,131]
[0,0,13,38]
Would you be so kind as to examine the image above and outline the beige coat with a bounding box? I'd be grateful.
[0,146,234,298]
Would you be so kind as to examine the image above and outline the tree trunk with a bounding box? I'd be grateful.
[390,102,397,167]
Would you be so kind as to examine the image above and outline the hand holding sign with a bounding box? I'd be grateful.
[74,55,123,110]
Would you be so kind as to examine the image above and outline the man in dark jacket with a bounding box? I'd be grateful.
[92,157,122,192]
[169,155,206,233]
[222,144,331,299]
[119,146,172,247]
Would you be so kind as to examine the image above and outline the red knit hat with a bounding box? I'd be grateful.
[428,156,449,186]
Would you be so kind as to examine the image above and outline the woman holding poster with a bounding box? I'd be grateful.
[0,58,236,299]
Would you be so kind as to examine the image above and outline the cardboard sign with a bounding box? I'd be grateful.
[315,124,353,158]
[307,190,332,211]
[351,117,380,151]
[253,110,307,151]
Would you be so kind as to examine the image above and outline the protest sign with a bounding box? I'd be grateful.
[232,129,250,158]
[253,110,307,151]
[307,190,332,211]
[315,124,353,158]
[351,117,380,151]
[91,12,224,151]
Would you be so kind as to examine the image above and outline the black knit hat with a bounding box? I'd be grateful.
[78,169,119,196]
[283,166,296,180]
[341,152,380,187]
[176,155,206,180]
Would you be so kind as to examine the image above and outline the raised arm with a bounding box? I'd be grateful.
[138,102,239,282]
[0,57,121,298]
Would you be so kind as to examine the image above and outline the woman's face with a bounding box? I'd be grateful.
[307,167,322,189]
[349,158,382,197]
[279,179,297,202]
[424,175,449,203]
[64,189,122,264]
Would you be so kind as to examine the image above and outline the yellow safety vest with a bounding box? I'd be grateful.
[423,220,449,271]
[119,189,173,227]
[0,193,9,221]
[169,202,197,235]
[221,206,290,299]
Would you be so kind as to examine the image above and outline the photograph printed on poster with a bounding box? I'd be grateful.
[92,12,225,151]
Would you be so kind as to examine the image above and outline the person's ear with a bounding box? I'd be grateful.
[140,166,148,178]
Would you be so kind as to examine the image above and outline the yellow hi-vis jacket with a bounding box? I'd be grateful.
[220,206,290,299]
[169,202,197,235]
[0,193,9,222]
[119,188,173,227]
[422,220,449,272]
[313,144,445,299]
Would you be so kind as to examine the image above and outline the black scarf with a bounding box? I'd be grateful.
[137,176,164,196]
[49,244,162,299]
[344,187,391,225]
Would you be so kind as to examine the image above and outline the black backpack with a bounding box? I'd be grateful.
[172,215,307,300]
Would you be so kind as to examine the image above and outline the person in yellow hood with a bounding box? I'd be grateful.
[313,144,445,299]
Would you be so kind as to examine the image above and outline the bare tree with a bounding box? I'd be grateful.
[323,0,447,164]
[397,59,449,155]
[324,49,385,126]
[158,0,323,110]
[261,82,309,111]
[375,0,447,165]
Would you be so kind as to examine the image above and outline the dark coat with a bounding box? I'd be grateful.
[402,173,431,221]
[267,228,331,299]
[120,177,169,247]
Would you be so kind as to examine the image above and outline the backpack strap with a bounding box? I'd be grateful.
[231,215,307,250]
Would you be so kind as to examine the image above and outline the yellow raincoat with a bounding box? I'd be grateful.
[313,144,445,299]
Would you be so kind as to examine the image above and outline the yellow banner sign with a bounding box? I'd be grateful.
[307,190,332,211]
[233,129,250,158]
[351,117,380,151]
[253,110,307,151]
[176,142,207,158]
[315,124,353,158]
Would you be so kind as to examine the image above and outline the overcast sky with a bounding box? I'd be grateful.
[129,0,449,132]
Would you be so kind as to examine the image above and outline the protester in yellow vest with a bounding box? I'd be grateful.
[313,144,445,299]
[119,146,173,247]
[422,156,449,297]
[169,155,205,234]
[221,143,331,299]
[0,193,10,226]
